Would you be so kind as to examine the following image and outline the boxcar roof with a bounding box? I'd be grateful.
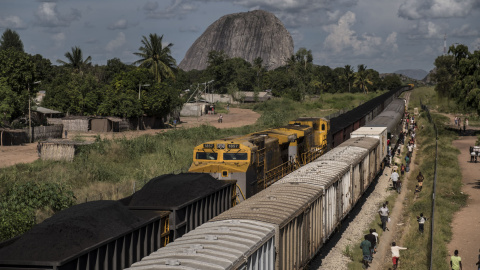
[275,160,350,189]
[126,219,276,270]
[337,137,379,151]
[318,145,368,164]
[211,183,322,227]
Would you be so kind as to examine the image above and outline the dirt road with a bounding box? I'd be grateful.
[448,136,480,269]
[0,107,260,169]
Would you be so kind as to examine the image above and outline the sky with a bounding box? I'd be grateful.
[1,0,480,74]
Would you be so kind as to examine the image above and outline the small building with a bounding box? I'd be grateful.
[90,117,129,133]
[34,107,63,126]
[180,102,211,117]
[236,91,273,103]
[61,116,90,132]
[39,139,93,161]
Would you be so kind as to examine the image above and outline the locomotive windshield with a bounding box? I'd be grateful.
[223,153,248,160]
[196,152,218,160]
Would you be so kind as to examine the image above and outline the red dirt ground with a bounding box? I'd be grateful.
[0,107,260,169]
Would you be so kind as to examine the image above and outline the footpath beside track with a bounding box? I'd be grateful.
[312,91,413,269]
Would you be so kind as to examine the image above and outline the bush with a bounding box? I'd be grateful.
[0,181,76,241]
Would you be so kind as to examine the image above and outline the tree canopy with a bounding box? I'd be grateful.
[433,44,480,113]
[57,46,92,71]
[0,29,24,52]
[134,34,176,83]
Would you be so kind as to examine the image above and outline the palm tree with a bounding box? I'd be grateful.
[133,34,176,83]
[57,46,92,70]
[342,65,355,92]
[353,66,373,94]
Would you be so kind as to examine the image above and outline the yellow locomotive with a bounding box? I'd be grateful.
[189,117,329,200]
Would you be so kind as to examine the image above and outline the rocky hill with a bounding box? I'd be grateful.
[179,10,294,71]
[393,69,428,80]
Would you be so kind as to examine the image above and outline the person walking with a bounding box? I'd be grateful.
[360,235,372,268]
[417,213,428,233]
[378,203,389,231]
[37,142,42,157]
[450,250,462,270]
[391,242,407,269]
[417,172,424,188]
[365,229,377,257]
[401,164,406,176]
[391,170,399,191]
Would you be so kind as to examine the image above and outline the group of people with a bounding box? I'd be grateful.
[470,146,480,163]
[360,228,379,268]
[454,116,468,132]
[367,202,410,269]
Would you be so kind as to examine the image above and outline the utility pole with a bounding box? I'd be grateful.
[28,81,41,143]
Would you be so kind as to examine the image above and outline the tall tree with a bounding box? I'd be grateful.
[56,46,92,71]
[0,49,36,121]
[133,34,176,83]
[432,55,456,100]
[448,44,469,67]
[0,29,24,52]
[342,65,355,92]
[354,64,373,94]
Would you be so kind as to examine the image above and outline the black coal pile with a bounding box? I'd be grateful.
[126,173,233,209]
[0,201,145,262]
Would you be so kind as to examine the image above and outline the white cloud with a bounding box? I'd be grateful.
[108,19,128,30]
[452,24,479,37]
[408,21,442,39]
[323,11,357,53]
[106,32,126,52]
[386,32,399,52]
[398,0,478,20]
[0,15,27,29]
[35,2,81,27]
[145,0,199,19]
[323,11,397,57]
[232,0,358,27]
[233,0,358,12]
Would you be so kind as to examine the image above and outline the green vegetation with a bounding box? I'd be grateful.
[432,44,480,115]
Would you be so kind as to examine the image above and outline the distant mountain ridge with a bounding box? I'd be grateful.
[179,10,294,71]
[393,69,428,80]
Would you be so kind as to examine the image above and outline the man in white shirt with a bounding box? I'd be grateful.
[378,203,389,231]
[391,242,407,269]
[391,171,399,191]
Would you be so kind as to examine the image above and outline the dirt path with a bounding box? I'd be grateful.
[447,136,480,269]
[372,145,417,270]
[0,107,260,169]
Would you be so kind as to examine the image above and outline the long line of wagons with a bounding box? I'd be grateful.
[0,86,409,270]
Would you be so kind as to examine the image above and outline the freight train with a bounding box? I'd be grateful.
[189,86,409,201]
[125,96,406,270]
[0,86,411,270]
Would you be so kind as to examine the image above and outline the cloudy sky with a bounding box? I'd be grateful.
[1,0,479,73]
